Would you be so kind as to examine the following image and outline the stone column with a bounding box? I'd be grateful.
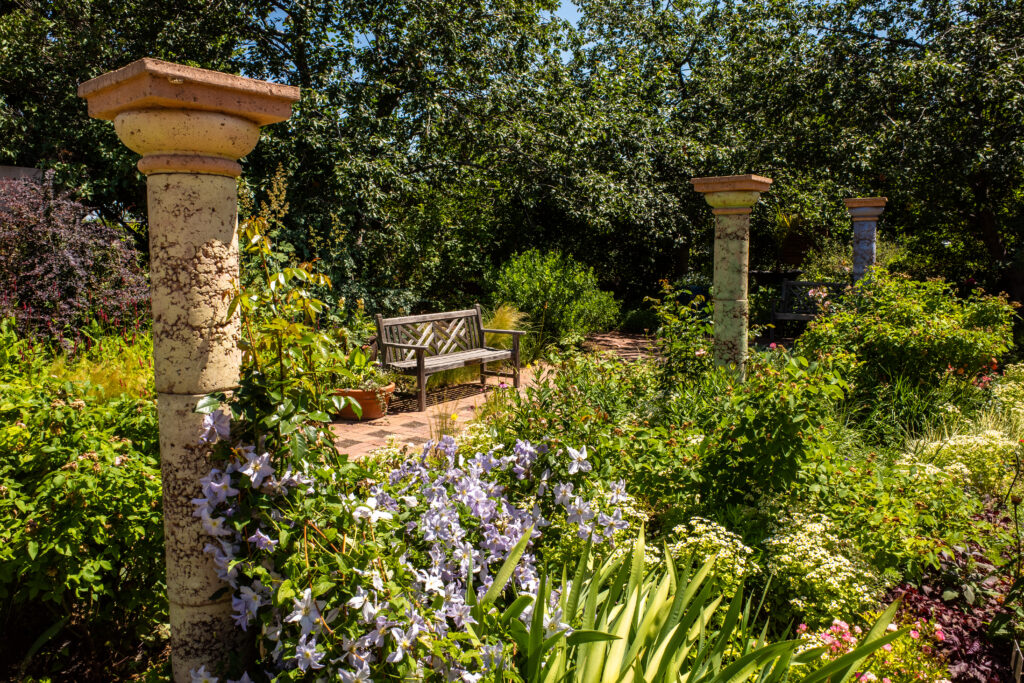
[691,174,773,375]
[844,197,887,282]
[79,59,299,681]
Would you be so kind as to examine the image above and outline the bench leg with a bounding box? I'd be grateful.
[480,362,487,387]
[416,350,427,411]
[512,335,521,389]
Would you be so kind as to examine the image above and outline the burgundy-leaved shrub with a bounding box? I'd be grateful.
[0,174,148,338]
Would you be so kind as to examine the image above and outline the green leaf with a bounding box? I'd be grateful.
[481,526,532,606]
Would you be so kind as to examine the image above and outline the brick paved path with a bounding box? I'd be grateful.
[582,332,656,360]
[330,379,516,459]
[331,332,654,458]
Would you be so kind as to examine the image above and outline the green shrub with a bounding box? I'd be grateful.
[993,362,1024,427]
[808,451,984,579]
[0,337,164,676]
[798,270,1016,390]
[618,306,658,334]
[694,352,849,507]
[665,516,758,597]
[492,249,619,352]
[648,281,714,382]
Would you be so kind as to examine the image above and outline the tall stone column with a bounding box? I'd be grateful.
[844,197,887,282]
[79,59,299,681]
[691,174,773,375]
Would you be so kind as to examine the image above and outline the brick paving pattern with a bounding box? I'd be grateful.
[331,332,654,458]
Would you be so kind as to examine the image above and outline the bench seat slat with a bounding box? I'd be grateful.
[388,347,511,373]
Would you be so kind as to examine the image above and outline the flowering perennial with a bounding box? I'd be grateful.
[187,414,629,681]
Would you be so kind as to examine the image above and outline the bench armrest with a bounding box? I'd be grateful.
[481,328,526,336]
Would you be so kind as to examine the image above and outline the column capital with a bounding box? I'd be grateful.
[79,58,300,177]
[691,174,773,214]
[843,197,887,220]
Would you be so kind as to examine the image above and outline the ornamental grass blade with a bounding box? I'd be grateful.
[627,526,646,598]
[483,525,533,606]
[528,573,549,682]
[699,641,797,683]
[567,536,593,620]
[707,587,747,674]
[616,572,672,682]
[577,559,607,683]
[602,585,639,683]
[643,623,682,683]
[567,630,619,646]
[502,595,534,626]
[656,555,716,646]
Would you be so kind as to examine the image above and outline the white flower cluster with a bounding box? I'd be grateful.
[666,517,757,595]
[907,429,1019,496]
[993,363,1024,426]
[764,513,880,627]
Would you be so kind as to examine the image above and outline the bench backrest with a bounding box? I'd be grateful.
[375,305,485,364]
[778,280,847,315]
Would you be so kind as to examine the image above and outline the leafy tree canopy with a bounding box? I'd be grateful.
[1,0,1021,311]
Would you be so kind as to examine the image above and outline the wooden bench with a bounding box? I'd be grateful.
[375,304,524,411]
[770,280,847,340]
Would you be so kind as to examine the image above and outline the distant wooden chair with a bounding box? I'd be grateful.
[375,304,524,411]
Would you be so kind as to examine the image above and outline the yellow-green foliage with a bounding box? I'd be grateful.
[908,429,1020,497]
[48,331,154,400]
[427,304,529,388]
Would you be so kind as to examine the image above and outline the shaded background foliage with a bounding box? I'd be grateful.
[1,0,1022,315]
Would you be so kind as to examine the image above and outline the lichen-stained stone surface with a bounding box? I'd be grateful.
[691,175,772,377]
[148,174,241,394]
[844,197,887,282]
[158,391,247,676]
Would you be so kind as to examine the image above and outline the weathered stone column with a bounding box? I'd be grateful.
[844,197,887,282]
[691,174,773,375]
[78,59,299,681]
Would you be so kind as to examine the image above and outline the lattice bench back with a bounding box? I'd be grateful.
[777,280,847,315]
[375,307,485,364]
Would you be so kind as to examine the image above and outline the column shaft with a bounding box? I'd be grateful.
[713,212,751,368]
[844,198,887,283]
[79,58,299,682]
[691,175,773,378]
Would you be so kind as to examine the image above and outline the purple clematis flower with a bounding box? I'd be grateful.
[247,528,278,551]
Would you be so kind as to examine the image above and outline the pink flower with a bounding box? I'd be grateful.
[909,629,920,639]
[695,348,707,357]
[797,623,808,634]
[934,629,944,642]
[769,343,777,349]
[882,643,892,652]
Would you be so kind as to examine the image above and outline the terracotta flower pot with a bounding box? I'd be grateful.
[333,383,396,421]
